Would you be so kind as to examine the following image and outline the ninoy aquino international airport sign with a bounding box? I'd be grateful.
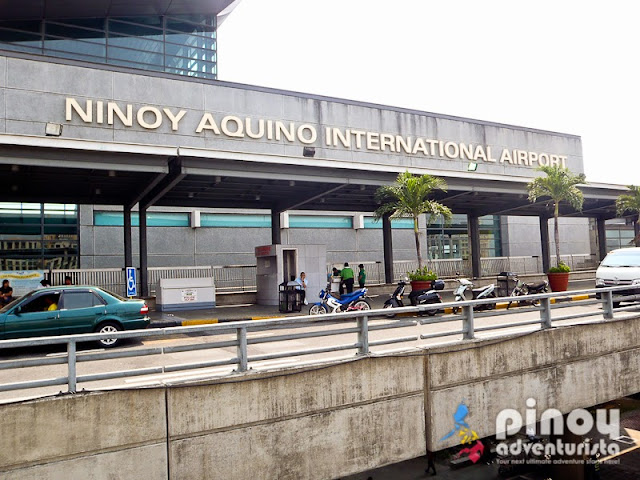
[65,97,569,171]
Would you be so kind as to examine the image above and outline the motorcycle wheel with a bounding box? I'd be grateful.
[425,300,440,316]
[309,304,328,315]
[382,303,396,318]
[452,305,460,314]
[352,300,371,311]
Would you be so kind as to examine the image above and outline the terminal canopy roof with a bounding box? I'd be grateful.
[0,0,238,20]
[0,135,625,220]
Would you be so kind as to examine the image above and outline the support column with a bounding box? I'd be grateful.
[271,209,281,245]
[468,214,481,279]
[596,217,607,262]
[139,206,148,297]
[124,206,133,268]
[383,213,394,284]
[539,215,551,273]
[635,215,640,247]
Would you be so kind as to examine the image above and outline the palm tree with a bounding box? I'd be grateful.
[527,165,587,267]
[374,171,452,270]
[616,185,640,246]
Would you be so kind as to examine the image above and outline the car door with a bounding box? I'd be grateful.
[3,291,61,339]
[58,290,107,335]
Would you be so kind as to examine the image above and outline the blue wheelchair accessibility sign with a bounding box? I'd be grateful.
[126,267,137,297]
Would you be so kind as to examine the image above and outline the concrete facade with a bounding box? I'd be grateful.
[0,55,583,181]
[502,215,591,258]
[2,316,639,479]
[79,204,431,269]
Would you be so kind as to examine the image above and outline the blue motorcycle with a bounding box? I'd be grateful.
[309,285,371,315]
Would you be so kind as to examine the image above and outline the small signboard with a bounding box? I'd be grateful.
[126,267,137,297]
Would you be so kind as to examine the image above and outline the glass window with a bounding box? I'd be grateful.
[200,214,271,228]
[45,22,106,42]
[20,293,60,313]
[0,14,219,79]
[363,217,414,229]
[289,215,353,229]
[108,45,163,67]
[108,19,163,38]
[0,203,79,270]
[62,291,103,309]
[93,211,189,227]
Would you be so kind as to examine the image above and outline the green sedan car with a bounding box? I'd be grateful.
[0,286,150,348]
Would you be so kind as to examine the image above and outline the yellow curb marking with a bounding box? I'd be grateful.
[181,319,219,326]
[251,315,282,320]
[571,294,590,301]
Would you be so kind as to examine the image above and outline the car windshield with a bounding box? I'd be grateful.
[601,250,640,267]
[0,290,36,313]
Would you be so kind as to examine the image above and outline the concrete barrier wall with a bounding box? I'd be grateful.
[167,355,425,480]
[0,355,426,480]
[0,389,168,479]
[426,316,640,450]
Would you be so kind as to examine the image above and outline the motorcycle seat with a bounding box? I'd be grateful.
[339,289,366,302]
[527,282,547,290]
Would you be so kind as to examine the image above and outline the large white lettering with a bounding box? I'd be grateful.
[63,98,570,171]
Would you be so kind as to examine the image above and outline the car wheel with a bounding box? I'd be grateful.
[95,321,123,348]
[352,300,371,311]
[383,303,396,318]
[309,304,328,315]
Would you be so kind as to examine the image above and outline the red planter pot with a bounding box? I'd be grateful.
[547,272,570,292]
[410,280,434,292]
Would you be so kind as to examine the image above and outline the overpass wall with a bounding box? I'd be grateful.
[1,318,639,479]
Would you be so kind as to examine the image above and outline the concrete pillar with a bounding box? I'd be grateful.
[468,214,481,278]
[635,216,640,247]
[271,209,281,245]
[540,216,551,273]
[383,213,394,284]
[139,206,148,297]
[124,206,133,268]
[596,217,607,261]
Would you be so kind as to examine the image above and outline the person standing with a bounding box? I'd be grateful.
[341,262,354,294]
[357,264,366,289]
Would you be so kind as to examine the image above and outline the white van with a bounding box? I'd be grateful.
[595,247,640,305]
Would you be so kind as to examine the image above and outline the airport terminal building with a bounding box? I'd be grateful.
[0,1,631,291]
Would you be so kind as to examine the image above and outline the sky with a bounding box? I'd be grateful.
[217,0,638,186]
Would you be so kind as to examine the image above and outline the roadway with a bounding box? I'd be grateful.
[1,295,637,405]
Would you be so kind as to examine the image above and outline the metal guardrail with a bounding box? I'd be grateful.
[0,285,636,397]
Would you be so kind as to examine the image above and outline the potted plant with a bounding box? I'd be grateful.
[407,266,438,291]
[374,171,452,291]
[547,261,571,292]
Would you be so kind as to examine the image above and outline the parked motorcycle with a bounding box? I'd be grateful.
[309,285,371,315]
[506,276,549,309]
[452,278,496,313]
[383,280,443,317]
